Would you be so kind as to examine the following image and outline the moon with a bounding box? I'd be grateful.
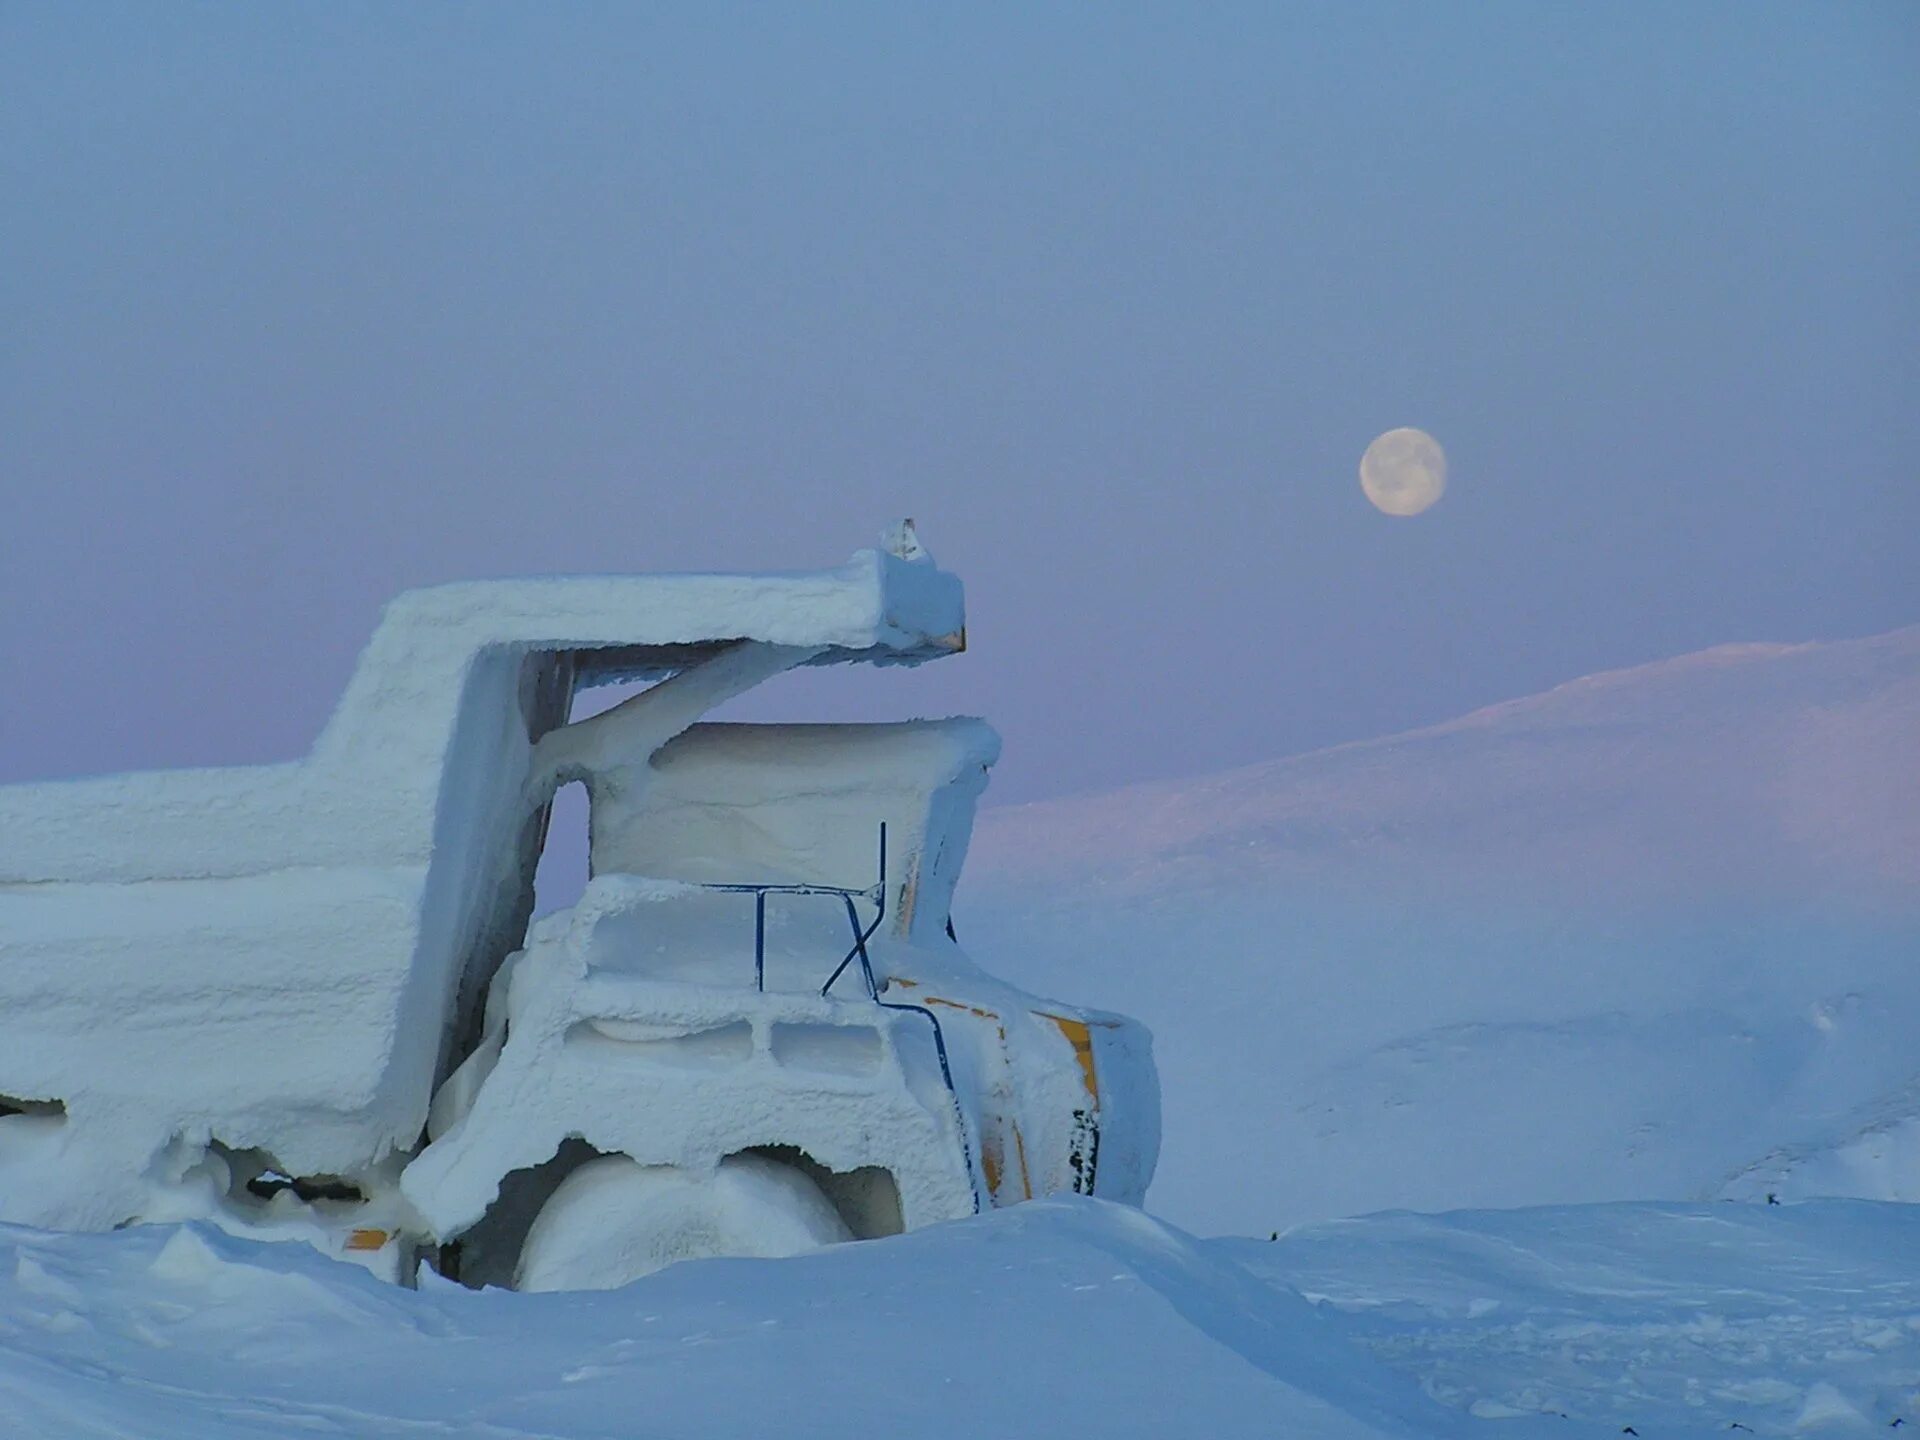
[1359,427,1447,516]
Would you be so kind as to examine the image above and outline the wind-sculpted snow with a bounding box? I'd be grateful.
[3,1198,1914,1437]
[0,1201,1440,1439]
[966,626,1920,1234]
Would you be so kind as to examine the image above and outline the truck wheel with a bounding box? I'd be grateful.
[513,1152,853,1292]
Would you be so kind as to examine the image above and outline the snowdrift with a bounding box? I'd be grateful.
[0,1201,1434,1440]
[966,626,1920,1235]
[4,1197,1915,1438]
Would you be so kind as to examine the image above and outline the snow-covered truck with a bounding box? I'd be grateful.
[0,527,1158,1289]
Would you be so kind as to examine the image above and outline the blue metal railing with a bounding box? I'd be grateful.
[698,823,888,996]
[699,823,981,1212]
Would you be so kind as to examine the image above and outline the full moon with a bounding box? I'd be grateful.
[1359,427,1447,516]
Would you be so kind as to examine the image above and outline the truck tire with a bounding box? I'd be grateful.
[513,1151,853,1292]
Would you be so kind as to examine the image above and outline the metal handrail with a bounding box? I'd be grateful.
[699,824,888,992]
[695,823,982,1213]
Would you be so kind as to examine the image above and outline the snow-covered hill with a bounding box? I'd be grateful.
[6,1198,1917,1438]
[965,626,1920,1235]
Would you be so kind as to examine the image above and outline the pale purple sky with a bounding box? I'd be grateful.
[4,3,1915,805]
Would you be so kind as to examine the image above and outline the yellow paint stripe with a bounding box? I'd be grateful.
[921,995,1000,1021]
[981,1139,1003,1198]
[344,1228,390,1252]
[1036,1012,1099,1105]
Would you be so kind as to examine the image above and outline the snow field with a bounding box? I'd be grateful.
[3,1197,1915,1438]
[966,626,1920,1235]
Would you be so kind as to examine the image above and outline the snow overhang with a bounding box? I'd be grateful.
[374,542,965,689]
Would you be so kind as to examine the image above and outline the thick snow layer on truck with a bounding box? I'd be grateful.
[0,543,965,1230]
[595,719,998,936]
[406,709,1156,1286]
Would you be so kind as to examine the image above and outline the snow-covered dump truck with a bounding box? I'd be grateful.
[0,526,1158,1289]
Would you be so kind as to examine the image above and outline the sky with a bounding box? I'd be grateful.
[3,2,1915,806]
